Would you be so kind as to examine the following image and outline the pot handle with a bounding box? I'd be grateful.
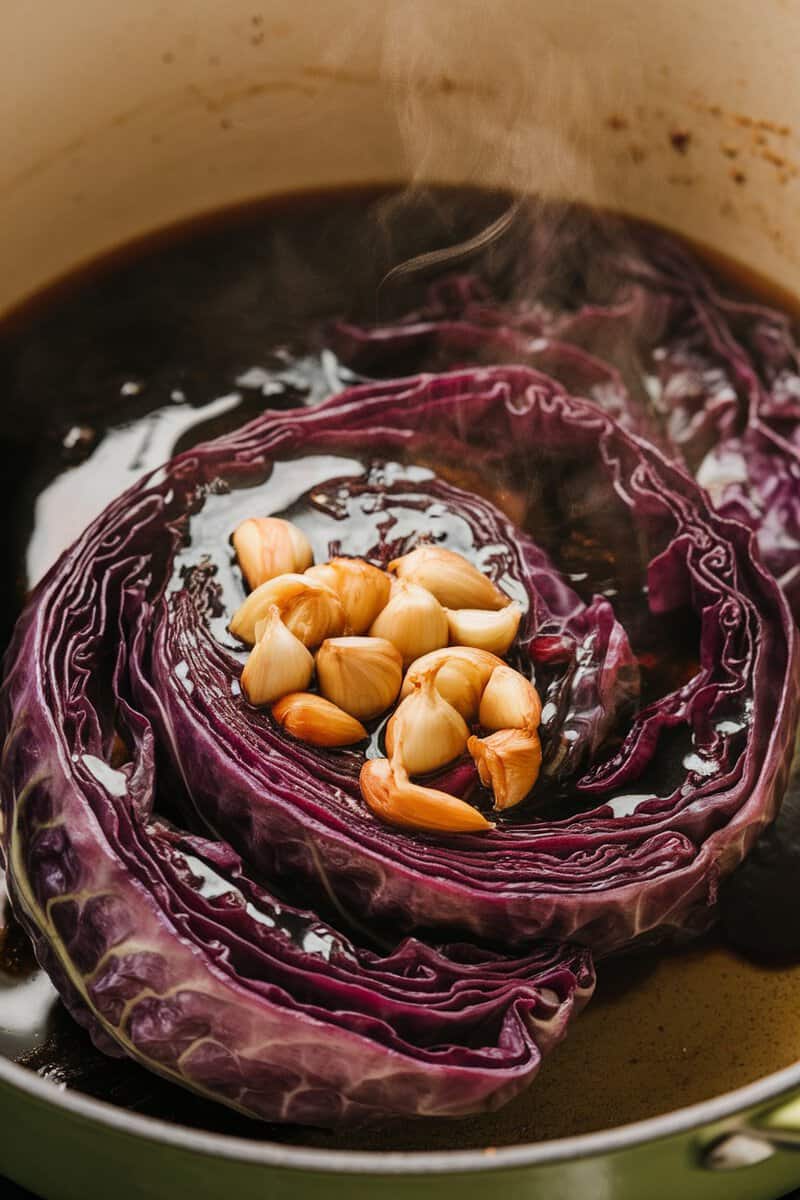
[752,1094,800,1148]
[700,1095,800,1170]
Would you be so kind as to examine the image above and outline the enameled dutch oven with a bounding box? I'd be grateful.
[4,2,800,1197]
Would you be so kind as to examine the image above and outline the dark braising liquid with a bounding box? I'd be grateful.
[2,187,800,1151]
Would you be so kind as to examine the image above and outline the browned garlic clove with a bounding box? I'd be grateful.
[315,636,403,721]
[230,573,345,647]
[445,603,522,656]
[388,546,508,611]
[385,673,469,776]
[360,758,494,833]
[368,580,448,666]
[468,728,542,811]
[401,646,503,720]
[479,665,542,733]
[305,558,391,634]
[272,692,367,747]
[233,517,313,590]
[241,606,314,706]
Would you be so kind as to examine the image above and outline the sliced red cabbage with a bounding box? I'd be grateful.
[1,590,592,1123]
[4,208,800,1128]
[337,235,800,622]
[136,368,795,952]
[3,366,794,982]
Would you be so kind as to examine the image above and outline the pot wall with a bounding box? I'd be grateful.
[3,0,800,314]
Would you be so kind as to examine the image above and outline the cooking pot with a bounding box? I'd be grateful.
[3,1,800,1197]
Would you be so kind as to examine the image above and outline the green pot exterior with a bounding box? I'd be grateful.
[4,1071,800,1200]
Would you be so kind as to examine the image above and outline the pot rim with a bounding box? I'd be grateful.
[2,1049,799,1175]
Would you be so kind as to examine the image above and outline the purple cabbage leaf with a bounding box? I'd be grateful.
[1,285,798,1123]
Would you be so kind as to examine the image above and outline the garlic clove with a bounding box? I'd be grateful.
[360,758,494,833]
[316,636,403,721]
[479,665,542,733]
[385,673,469,776]
[233,517,313,590]
[272,692,367,747]
[468,728,542,810]
[401,647,503,720]
[368,580,448,667]
[305,558,391,634]
[230,573,345,647]
[388,546,508,611]
[241,606,314,706]
[281,586,345,650]
[445,603,522,656]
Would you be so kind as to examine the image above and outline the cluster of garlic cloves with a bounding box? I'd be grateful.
[230,516,541,832]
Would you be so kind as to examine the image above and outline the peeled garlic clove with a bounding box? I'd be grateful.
[272,692,367,747]
[368,580,448,667]
[468,728,542,810]
[241,606,314,706]
[385,673,469,776]
[360,758,493,833]
[445,603,522,656]
[230,573,345,647]
[388,546,508,611]
[233,517,313,590]
[479,665,542,733]
[316,636,402,721]
[401,647,503,720]
[306,558,391,634]
[281,586,345,650]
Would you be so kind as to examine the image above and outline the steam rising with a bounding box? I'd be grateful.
[313,0,639,315]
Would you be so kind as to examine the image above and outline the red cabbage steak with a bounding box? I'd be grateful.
[1,360,796,1125]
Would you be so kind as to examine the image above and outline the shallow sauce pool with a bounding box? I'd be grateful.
[1,186,799,1149]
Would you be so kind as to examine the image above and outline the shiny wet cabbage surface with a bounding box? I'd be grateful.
[0,185,797,1147]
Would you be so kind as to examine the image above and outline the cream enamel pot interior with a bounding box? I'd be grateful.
[4,2,800,1198]
[4,0,800,314]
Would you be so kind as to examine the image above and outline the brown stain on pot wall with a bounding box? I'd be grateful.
[669,128,692,154]
[3,69,327,194]
[186,77,317,114]
[6,133,89,192]
[734,113,792,137]
[689,98,798,179]
[302,63,498,100]
[603,91,800,268]
[613,92,800,262]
